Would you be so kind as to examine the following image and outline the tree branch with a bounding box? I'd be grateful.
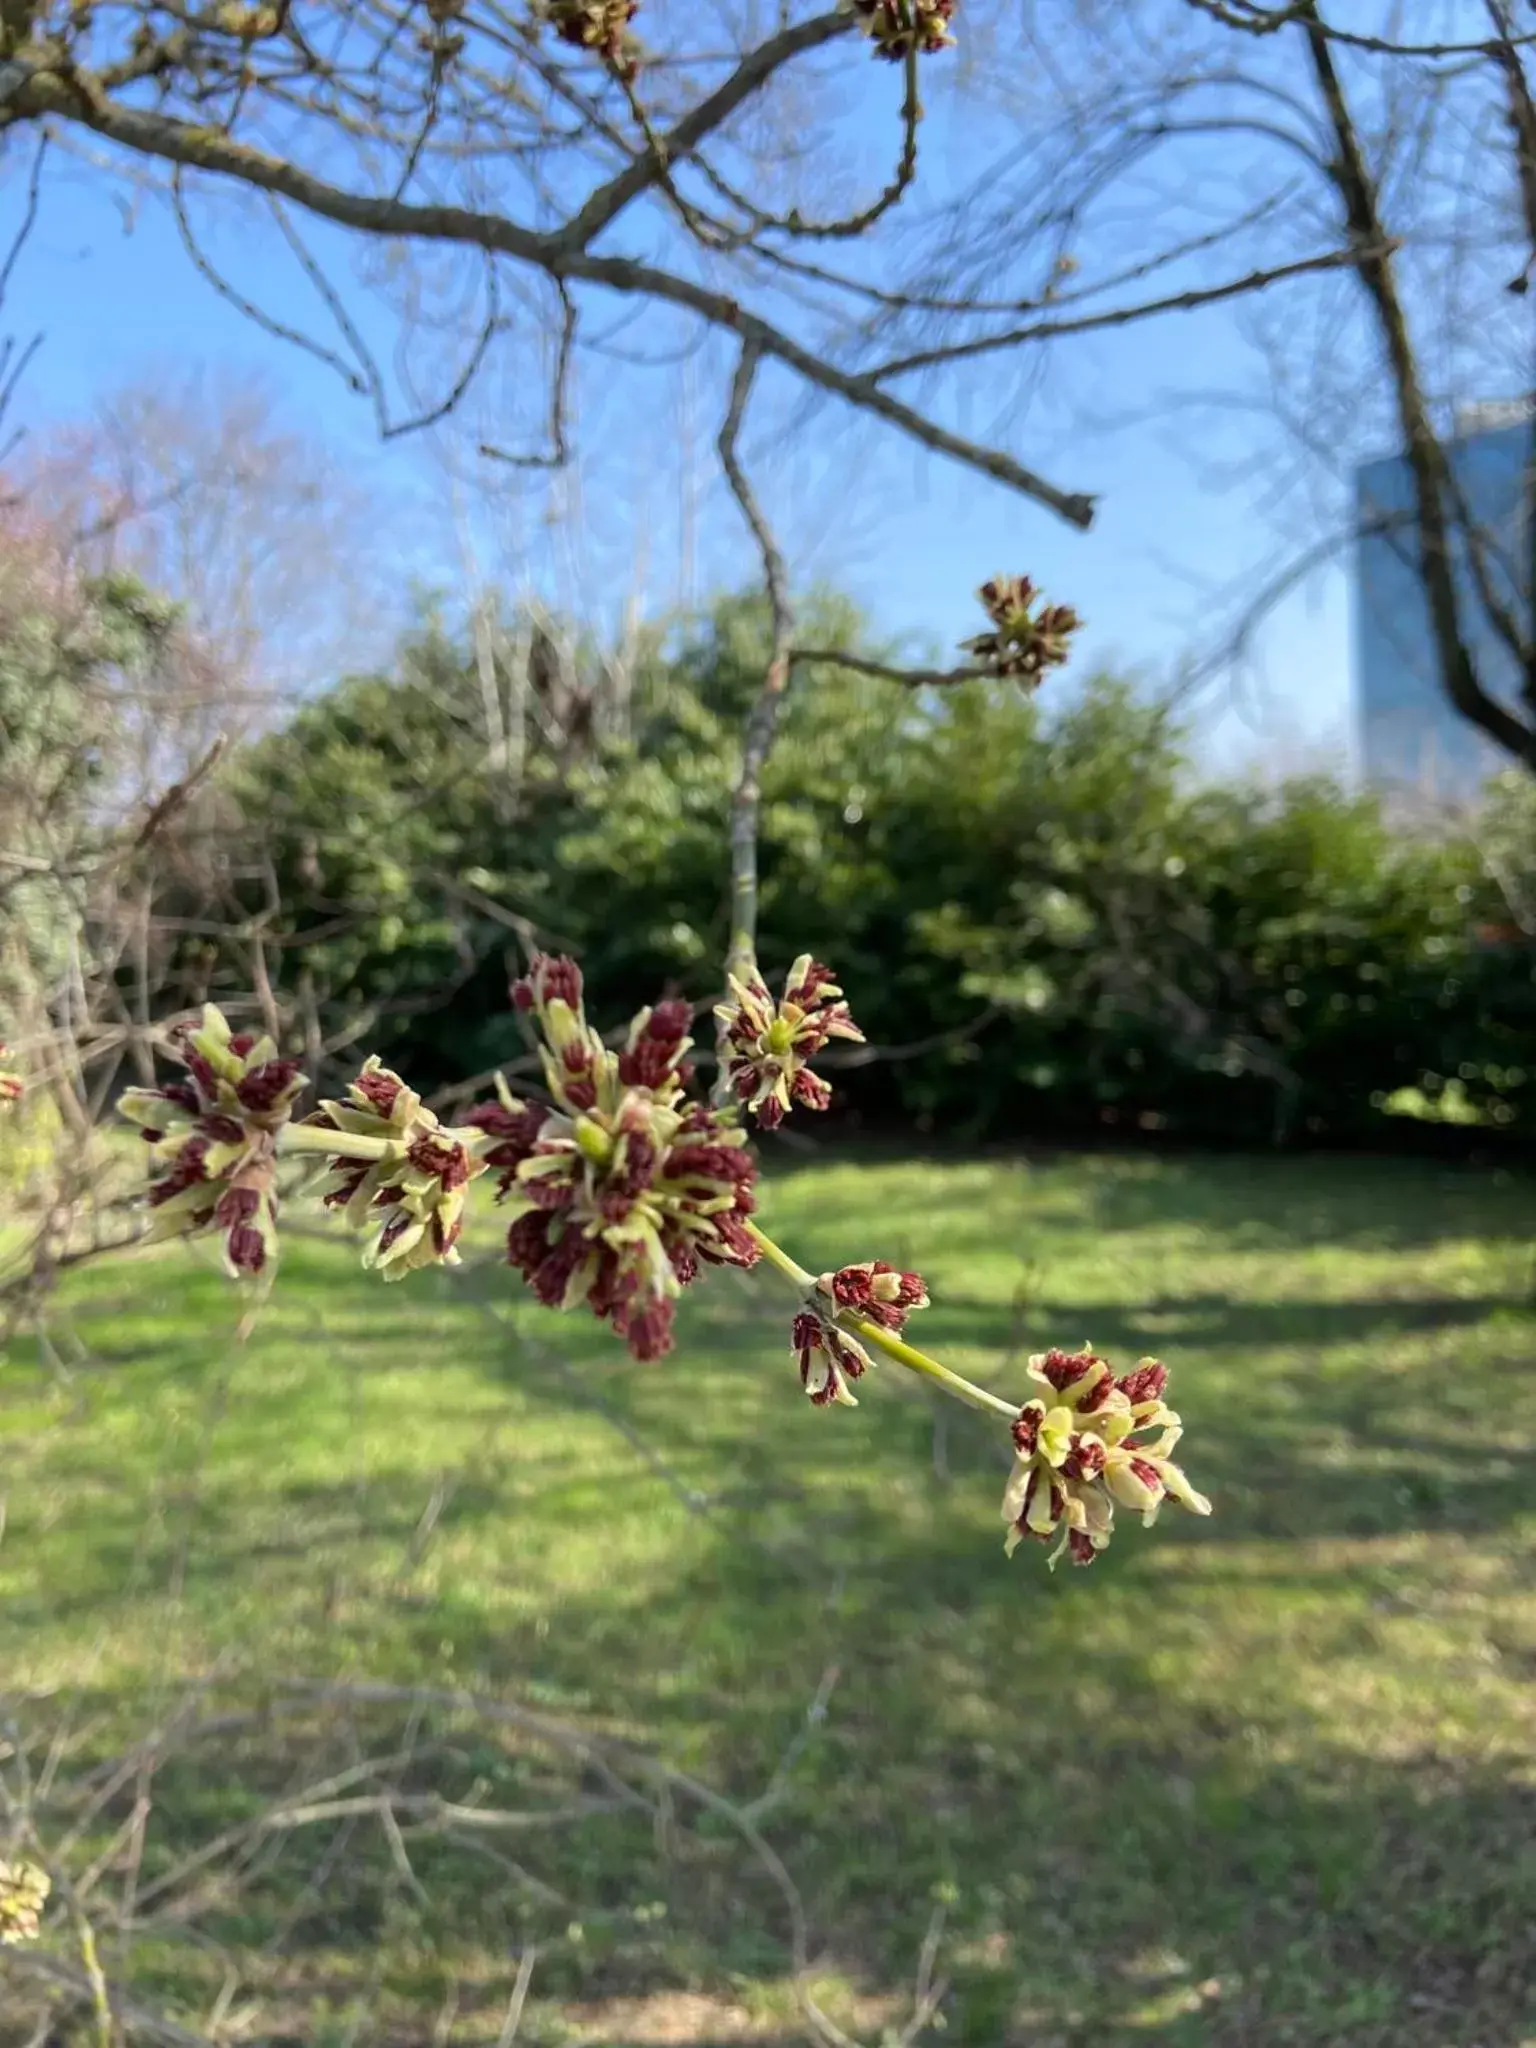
[5,52,1095,525]
[866,244,1386,384]
[789,647,988,688]
[717,342,792,1004]
[550,9,853,255]
[1299,0,1536,767]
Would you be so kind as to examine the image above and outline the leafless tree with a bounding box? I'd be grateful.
[0,0,1392,552]
[932,1,1536,776]
[18,369,397,718]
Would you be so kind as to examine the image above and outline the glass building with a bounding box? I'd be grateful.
[1355,409,1531,808]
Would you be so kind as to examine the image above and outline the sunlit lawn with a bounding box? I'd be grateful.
[2,1147,1534,2046]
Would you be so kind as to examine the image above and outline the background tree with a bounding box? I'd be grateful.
[939,1,1536,771]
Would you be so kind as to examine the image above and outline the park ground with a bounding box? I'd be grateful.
[1,1147,1534,2046]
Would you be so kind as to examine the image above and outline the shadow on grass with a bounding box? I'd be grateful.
[5,1149,1535,2045]
[761,1140,1536,1258]
[27,1501,1535,2048]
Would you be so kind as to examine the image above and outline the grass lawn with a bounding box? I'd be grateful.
[2,1146,1534,2047]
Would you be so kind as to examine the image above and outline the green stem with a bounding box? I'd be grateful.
[747,1223,813,1289]
[73,1908,112,2048]
[278,1124,398,1163]
[744,1221,1019,1422]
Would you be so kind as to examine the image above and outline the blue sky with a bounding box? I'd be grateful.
[1,67,1359,779]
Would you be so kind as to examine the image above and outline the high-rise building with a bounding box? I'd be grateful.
[1354,410,1532,808]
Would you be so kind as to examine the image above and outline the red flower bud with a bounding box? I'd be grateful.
[1011,1406,1041,1455]
[646,999,692,1041]
[1116,1361,1169,1407]
[407,1134,471,1190]
[355,1069,403,1117]
[235,1059,304,1114]
[226,1223,267,1273]
[1035,1347,1103,1393]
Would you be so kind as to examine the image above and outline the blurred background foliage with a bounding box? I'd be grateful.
[130,588,1536,1152]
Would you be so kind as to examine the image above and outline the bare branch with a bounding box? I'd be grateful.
[866,243,1387,383]
[549,10,852,255]
[0,126,45,309]
[716,342,793,999]
[170,172,368,398]
[1298,0,1536,766]
[790,646,988,688]
[480,282,576,468]
[1183,0,1536,61]
[4,51,1096,525]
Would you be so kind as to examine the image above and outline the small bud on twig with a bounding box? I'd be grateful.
[792,1307,873,1406]
[818,1259,929,1333]
[959,574,1081,685]
[302,1057,487,1280]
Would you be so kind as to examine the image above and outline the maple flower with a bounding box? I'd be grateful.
[538,0,640,72]
[1001,1347,1210,1568]
[817,1260,928,1333]
[960,574,1081,684]
[302,1057,486,1279]
[715,955,864,1130]
[792,1308,874,1407]
[0,1040,21,1106]
[117,1006,306,1278]
[850,0,956,60]
[488,955,759,1359]
[0,1861,49,1945]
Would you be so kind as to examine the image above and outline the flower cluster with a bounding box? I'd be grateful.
[1002,1347,1210,1568]
[0,1860,49,1945]
[792,1308,872,1406]
[960,575,1082,684]
[850,0,956,60]
[304,1059,486,1280]
[817,1259,928,1331]
[0,1040,21,1107]
[791,1259,928,1406]
[467,954,760,1360]
[538,0,640,72]
[716,955,864,1130]
[117,1007,306,1278]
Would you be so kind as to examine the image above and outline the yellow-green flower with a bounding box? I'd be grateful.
[303,1058,487,1280]
[1001,1347,1210,1567]
[117,1005,306,1278]
[715,955,864,1129]
[960,574,1081,685]
[0,1860,49,1944]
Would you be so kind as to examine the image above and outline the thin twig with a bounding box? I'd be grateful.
[495,1946,538,2048]
[716,343,793,1007]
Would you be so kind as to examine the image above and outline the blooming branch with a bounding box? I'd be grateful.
[103,555,1208,1570]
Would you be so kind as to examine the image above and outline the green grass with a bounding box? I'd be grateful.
[3,1146,1535,2046]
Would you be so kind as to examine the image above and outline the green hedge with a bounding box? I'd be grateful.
[165,593,1535,1149]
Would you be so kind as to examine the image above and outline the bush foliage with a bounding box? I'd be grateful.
[175,592,1534,1148]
